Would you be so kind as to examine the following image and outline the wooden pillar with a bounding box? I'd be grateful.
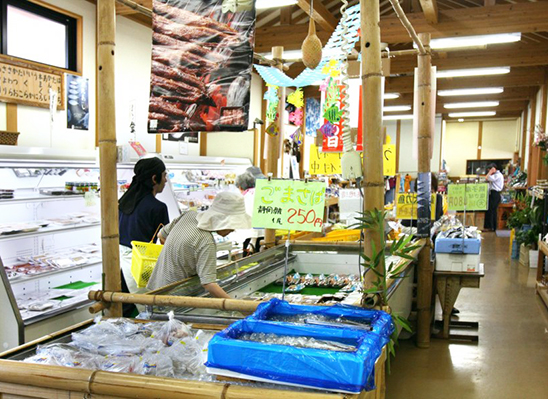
[396,120,401,173]
[527,95,537,187]
[538,78,548,180]
[264,46,284,247]
[361,0,385,283]
[155,134,162,153]
[521,107,528,169]
[416,33,434,349]
[97,0,121,317]
[260,81,267,173]
[200,132,208,156]
[477,121,483,160]
[6,104,17,132]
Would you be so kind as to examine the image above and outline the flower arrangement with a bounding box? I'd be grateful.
[532,125,548,164]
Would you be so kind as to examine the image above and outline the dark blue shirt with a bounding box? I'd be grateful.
[119,193,169,248]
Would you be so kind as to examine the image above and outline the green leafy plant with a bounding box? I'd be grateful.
[352,209,421,370]
[515,203,543,250]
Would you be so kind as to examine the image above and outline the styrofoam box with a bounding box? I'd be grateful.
[435,253,480,272]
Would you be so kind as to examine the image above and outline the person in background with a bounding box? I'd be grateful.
[484,163,504,232]
[147,192,251,298]
[235,171,265,256]
[118,157,169,316]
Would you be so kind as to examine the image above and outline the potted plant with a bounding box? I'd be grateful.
[515,202,542,267]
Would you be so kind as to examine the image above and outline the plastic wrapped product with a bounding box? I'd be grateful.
[135,352,174,378]
[249,299,394,347]
[155,311,192,346]
[99,355,140,373]
[206,319,383,393]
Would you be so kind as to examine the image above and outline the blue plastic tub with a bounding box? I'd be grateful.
[206,318,384,393]
[435,234,481,254]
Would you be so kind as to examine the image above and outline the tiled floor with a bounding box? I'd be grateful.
[386,233,548,399]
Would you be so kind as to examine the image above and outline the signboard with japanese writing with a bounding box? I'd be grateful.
[396,193,437,220]
[309,143,397,176]
[447,183,489,211]
[0,60,63,109]
[252,179,326,232]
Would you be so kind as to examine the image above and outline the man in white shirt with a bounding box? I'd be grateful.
[484,163,504,231]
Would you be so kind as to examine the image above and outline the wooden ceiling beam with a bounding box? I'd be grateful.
[418,0,439,24]
[295,0,338,31]
[379,1,548,43]
[386,66,545,93]
[389,43,548,74]
[255,24,332,53]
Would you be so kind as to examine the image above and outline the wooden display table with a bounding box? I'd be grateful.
[434,264,485,341]
[497,203,514,231]
[537,241,548,309]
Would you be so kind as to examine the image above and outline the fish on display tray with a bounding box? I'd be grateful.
[285,283,305,293]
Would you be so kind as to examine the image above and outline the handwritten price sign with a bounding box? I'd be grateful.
[448,183,489,211]
[396,193,437,220]
[252,179,326,232]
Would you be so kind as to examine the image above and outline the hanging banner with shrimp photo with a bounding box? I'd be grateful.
[147,0,255,133]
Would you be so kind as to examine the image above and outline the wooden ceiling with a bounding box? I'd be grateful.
[110,0,548,120]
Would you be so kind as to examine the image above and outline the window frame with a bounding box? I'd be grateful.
[0,0,82,75]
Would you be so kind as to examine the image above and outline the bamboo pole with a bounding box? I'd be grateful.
[361,0,385,286]
[416,33,434,349]
[88,291,261,314]
[527,95,537,187]
[264,46,284,248]
[0,359,348,399]
[387,0,426,55]
[97,0,122,317]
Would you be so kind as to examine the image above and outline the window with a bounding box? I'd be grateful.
[1,0,78,72]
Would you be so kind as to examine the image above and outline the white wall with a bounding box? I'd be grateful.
[444,119,519,177]
[0,0,262,161]
[394,116,442,175]
[481,120,519,159]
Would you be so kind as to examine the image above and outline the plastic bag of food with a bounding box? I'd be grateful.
[99,354,140,373]
[155,311,192,346]
[136,352,174,378]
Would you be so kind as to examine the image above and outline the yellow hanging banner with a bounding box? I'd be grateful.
[309,144,397,176]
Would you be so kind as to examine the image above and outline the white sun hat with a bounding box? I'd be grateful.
[196,191,252,231]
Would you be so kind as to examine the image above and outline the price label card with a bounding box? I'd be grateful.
[448,183,489,211]
[396,193,437,220]
[252,179,326,232]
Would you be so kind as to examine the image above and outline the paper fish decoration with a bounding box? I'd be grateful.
[289,108,303,126]
[320,121,338,137]
[319,78,330,93]
[266,122,279,136]
[290,127,303,145]
[287,88,304,109]
[323,105,342,124]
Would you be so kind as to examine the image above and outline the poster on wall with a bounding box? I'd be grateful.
[66,74,89,130]
[305,97,320,137]
[163,132,199,143]
[147,0,256,134]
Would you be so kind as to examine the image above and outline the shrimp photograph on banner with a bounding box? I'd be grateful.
[147,0,256,133]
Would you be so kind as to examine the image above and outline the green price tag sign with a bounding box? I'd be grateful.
[447,183,489,211]
[252,179,326,232]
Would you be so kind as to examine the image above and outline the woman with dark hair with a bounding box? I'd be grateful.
[118,157,170,316]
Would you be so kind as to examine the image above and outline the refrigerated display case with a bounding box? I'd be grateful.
[0,147,253,350]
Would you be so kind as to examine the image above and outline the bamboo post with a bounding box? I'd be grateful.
[416,33,434,348]
[97,0,122,317]
[88,291,261,314]
[264,46,284,248]
[361,0,385,285]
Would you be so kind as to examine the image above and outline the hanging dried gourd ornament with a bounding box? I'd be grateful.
[301,0,322,69]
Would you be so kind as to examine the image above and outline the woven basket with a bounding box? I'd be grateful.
[0,131,20,146]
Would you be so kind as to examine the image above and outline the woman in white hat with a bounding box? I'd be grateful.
[147,191,251,298]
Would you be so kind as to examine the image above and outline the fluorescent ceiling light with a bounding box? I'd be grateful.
[438,87,504,96]
[263,49,302,60]
[448,111,497,118]
[384,105,411,112]
[384,93,400,100]
[437,67,510,78]
[256,0,297,9]
[444,101,499,109]
[430,33,521,50]
[458,119,464,122]
[383,114,414,120]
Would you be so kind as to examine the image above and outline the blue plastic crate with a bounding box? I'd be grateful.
[206,318,384,393]
[435,234,481,254]
[249,299,394,347]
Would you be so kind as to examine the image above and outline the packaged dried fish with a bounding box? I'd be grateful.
[238,332,357,352]
[285,283,305,293]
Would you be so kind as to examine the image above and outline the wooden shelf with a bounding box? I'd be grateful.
[537,282,548,310]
